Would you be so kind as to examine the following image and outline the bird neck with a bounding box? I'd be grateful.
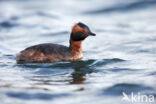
[69,40,83,58]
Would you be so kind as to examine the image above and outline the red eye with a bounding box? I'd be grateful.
[82,29,86,34]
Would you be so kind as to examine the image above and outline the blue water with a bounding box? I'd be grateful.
[0,0,156,104]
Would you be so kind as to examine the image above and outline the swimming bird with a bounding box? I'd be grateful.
[16,22,96,63]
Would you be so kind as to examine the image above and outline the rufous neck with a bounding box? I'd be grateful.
[70,40,82,52]
[69,40,82,56]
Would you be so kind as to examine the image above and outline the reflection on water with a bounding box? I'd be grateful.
[71,68,86,84]
[71,65,88,84]
[0,0,156,104]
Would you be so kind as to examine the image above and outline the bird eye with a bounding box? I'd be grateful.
[82,29,87,34]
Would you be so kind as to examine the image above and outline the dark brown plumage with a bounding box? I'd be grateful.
[16,22,96,63]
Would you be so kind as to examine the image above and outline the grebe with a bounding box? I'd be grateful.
[16,22,96,63]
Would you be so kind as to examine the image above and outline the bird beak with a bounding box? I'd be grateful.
[89,32,96,36]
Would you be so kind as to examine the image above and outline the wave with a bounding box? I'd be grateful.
[86,0,156,14]
[6,91,69,100]
[100,83,153,96]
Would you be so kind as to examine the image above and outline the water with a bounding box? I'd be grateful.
[0,0,156,104]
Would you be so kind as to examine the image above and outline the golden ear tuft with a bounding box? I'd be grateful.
[71,24,84,34]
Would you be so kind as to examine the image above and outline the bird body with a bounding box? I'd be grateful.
[16,22,95,63]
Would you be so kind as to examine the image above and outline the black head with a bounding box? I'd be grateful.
[71,22,96,41]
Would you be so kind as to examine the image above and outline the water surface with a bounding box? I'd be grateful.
[0,0,156,104]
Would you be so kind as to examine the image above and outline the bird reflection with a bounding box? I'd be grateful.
[70,60,94,84]
[70,67,86,84]
[24,60,95,91]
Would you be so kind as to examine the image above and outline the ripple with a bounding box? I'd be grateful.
[105,67,138,72]
[147,71,156,76]
[17,59,96,69]
[3,54,16,60]
[33,67,72,75]
[6,91,69,100]
[100,83,153,96]
[86,0,156,14]
[39,31,69,37]
[36,11,58,19]
[15,59,96,77]
[92,58,125,67]
[0,21,18,28]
